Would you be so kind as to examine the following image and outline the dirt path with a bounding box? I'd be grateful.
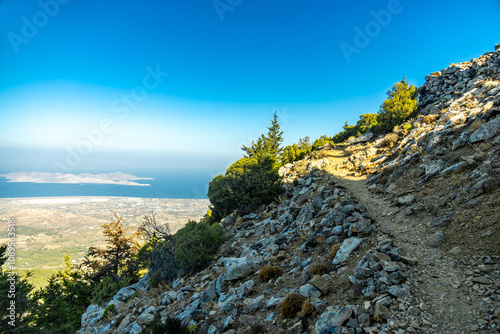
[322,148,488,334]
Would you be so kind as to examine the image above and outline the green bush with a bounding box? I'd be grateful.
[312,135,334,151]
[329,113,378,145]
[0,245,34,332]
[174,221,224,271]
[242,112,283,159]
[495,42,500,51]
[373,77,419,134]
[280,137,312,165]
[91,276,124,305]
[148,240,180,286]
[208,156,285,220]
[208,113,286,221]
[25,257,93,333]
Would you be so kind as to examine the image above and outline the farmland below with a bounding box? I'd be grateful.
[0,197,209,288]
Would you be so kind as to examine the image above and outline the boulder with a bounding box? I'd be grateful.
[123,322,143,334]
[207,325,219,334]
[309,275,329,294]
[427,231,446,247]
[176,299,201,325]
[113,286,136,302]
[332,237,362,265]
[200,280,218,304]
[386,285,411,299]
[239,315,259,326]
[117,314,133,332]
[397,195,415,206]
[266,296,284,308]
[314,306,355,333]
[469,117,500,142]
[80,304,104,329]
[223,257,263,281]
[235,279,255,298]
[223,316,233,331]
[244,294,265,313]
[299,283,322,299]
[374,301,392,320]
[441,161,469,176]
[218,294,236,313]
[350,133,374,144]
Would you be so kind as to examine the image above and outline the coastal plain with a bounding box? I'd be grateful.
[0,197,209,287]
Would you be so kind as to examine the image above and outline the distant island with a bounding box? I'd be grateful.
[0,171,154,186]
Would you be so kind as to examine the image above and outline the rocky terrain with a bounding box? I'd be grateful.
[77,49,500,333]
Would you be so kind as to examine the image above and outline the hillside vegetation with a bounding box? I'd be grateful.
[1,46,500,334]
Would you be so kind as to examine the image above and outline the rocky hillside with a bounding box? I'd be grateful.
[77,49,500,334]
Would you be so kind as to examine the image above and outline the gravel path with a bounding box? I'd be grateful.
[323,147,496,333]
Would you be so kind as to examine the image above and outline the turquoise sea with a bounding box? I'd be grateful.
[0,170,213,199]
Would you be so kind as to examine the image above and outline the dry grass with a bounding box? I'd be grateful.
[301,300,315,317]
[407,144,422,155]
[470,119,485,131]
[246,321,266,334]
[278,292,307,318]
[307,263,329,276]
[422,114,439,124]
[329,243,342,260]
[475,142,493,159]
[258,265,283,282]
[378,133,399,147]
[344,146,356,156]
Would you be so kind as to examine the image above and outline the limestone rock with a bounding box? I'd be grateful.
[427,231,446,247]
[374,301,392,320]
[266,296,284,308]
[286,320,303,334]
[223,257,263,281]
[200,280,218,304]
[309,275,329,294]
[314,306,354,333]
[469,117,500,142]
[386,285,411,299]
[207,325,219,334]
[332,237,362,265]
[299,283,322,299]
[397,195,415,206]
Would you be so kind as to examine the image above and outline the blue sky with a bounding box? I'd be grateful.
[0,0,499,174]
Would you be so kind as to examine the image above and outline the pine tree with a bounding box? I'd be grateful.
[86,213,137,279]
[27,254,92,333]
[209,113,285,221]
[264,112,284,158]
[375,77,419,133]
[242,112,283,159]
[0,245,34,333]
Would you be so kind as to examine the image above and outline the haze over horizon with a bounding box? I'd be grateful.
[1,0,499,180]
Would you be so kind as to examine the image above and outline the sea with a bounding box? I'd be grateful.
[0,170,214,199]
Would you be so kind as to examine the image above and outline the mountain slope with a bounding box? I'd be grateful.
[78,48,500,334]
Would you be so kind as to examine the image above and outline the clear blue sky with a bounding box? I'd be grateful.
[0,0,499,174]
